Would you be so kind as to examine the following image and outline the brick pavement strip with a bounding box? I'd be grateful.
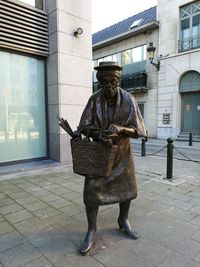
[0,156,199,267]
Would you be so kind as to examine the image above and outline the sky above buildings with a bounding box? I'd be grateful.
[92,0,157,33]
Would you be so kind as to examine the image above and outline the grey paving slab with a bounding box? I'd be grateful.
[137,213,200,259]
[39,193,62,202]
[43,184,63,192]
[53,187,72,195]
[192,230,200,242]
[0,194,6,199]
[60,203,84,217]
[4,209,33,224]
[0,231,25,253]
[190,205,200,214]
[0,198,15,207]
[189,197,200,206]
[163,206,199,223]
[93,237,173,267]
[54,254,104,267]
[8,190,30,199]
[194,251,200,263]
[30,189,52,198]
[0,221,14,235]
[36,236,78,265]
[48,198,72,209]
[61,191,81,201]
[0,203,23,215]
[0,153,199,266]
[23,256,54,267]
[22,201,50,212]
[32,206,62,219]
[15,195,39,205]
[191,215,200,227]
[0,241,41,267]
[14,217,55,246]
[187,190,200,198]
[158,251,200,267]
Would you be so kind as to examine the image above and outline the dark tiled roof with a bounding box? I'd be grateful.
[92,6,157,45]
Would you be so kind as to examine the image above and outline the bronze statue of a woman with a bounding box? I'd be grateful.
[77,61,146,255]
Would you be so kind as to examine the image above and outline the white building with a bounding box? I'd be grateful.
[92,0,200,139]
[157,0,200,139]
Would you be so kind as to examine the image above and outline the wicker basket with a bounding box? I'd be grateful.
[70,139,118,177]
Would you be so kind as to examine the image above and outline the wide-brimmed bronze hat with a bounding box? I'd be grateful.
[94,61,123,71]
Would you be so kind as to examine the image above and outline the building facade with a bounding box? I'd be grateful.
[92,7,159,138]
[92,0,200,139]
[0,0,92,165]
[157,0,200,139]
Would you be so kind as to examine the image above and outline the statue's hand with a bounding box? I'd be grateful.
[72,130,81,140]
[108,124,123,135]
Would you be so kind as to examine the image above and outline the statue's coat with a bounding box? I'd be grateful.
[78,88,145,206]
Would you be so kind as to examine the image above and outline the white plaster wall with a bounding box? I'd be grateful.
[46,0,92,163]
[157,50,200,138]
[157,0,193,56]
[93,29,159,138]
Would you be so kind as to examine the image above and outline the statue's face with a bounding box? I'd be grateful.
[100,74,119,99]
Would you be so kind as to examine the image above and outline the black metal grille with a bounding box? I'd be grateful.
[121,72,147,93]
[93,72,148,93]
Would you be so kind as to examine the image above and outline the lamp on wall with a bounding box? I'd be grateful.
[74,27,83,36]
[146,42,160,71]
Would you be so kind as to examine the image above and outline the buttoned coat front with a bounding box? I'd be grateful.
[78,88,145,206]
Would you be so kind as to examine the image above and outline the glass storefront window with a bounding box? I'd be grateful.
[122,50,132,65]
[112,53,121,65]
[132,46,143,62]
[17,0,43,9]
[0,51,47,163]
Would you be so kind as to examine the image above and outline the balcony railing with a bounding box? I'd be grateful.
[93,72,148,93]
[178,35,200,52]
[121,72,147,93]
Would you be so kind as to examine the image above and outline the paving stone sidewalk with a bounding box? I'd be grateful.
[0,155,200,267]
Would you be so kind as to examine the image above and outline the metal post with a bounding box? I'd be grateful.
[166,138,174,179]
[145,130,148,142]
[141,138,146,157]
[189,132,192,146]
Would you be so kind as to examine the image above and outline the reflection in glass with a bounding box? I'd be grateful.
[132,46,142,62]
[122,50,132,65]
[17,0,43,9]
[0,51,47,163]
[192,14,200,47]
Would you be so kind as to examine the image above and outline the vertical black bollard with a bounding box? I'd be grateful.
[141,138,146,157]
[189,132,192,146]
[167,137,174,179]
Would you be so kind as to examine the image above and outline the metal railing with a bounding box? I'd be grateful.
[92,72,148,93]
[121,72,147,93]
[178,35,200,52]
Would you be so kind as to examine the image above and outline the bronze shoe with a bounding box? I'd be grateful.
[118,218,140,240]
[80,230,96,256]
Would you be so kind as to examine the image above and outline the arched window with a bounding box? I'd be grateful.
[180,71,200,92]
